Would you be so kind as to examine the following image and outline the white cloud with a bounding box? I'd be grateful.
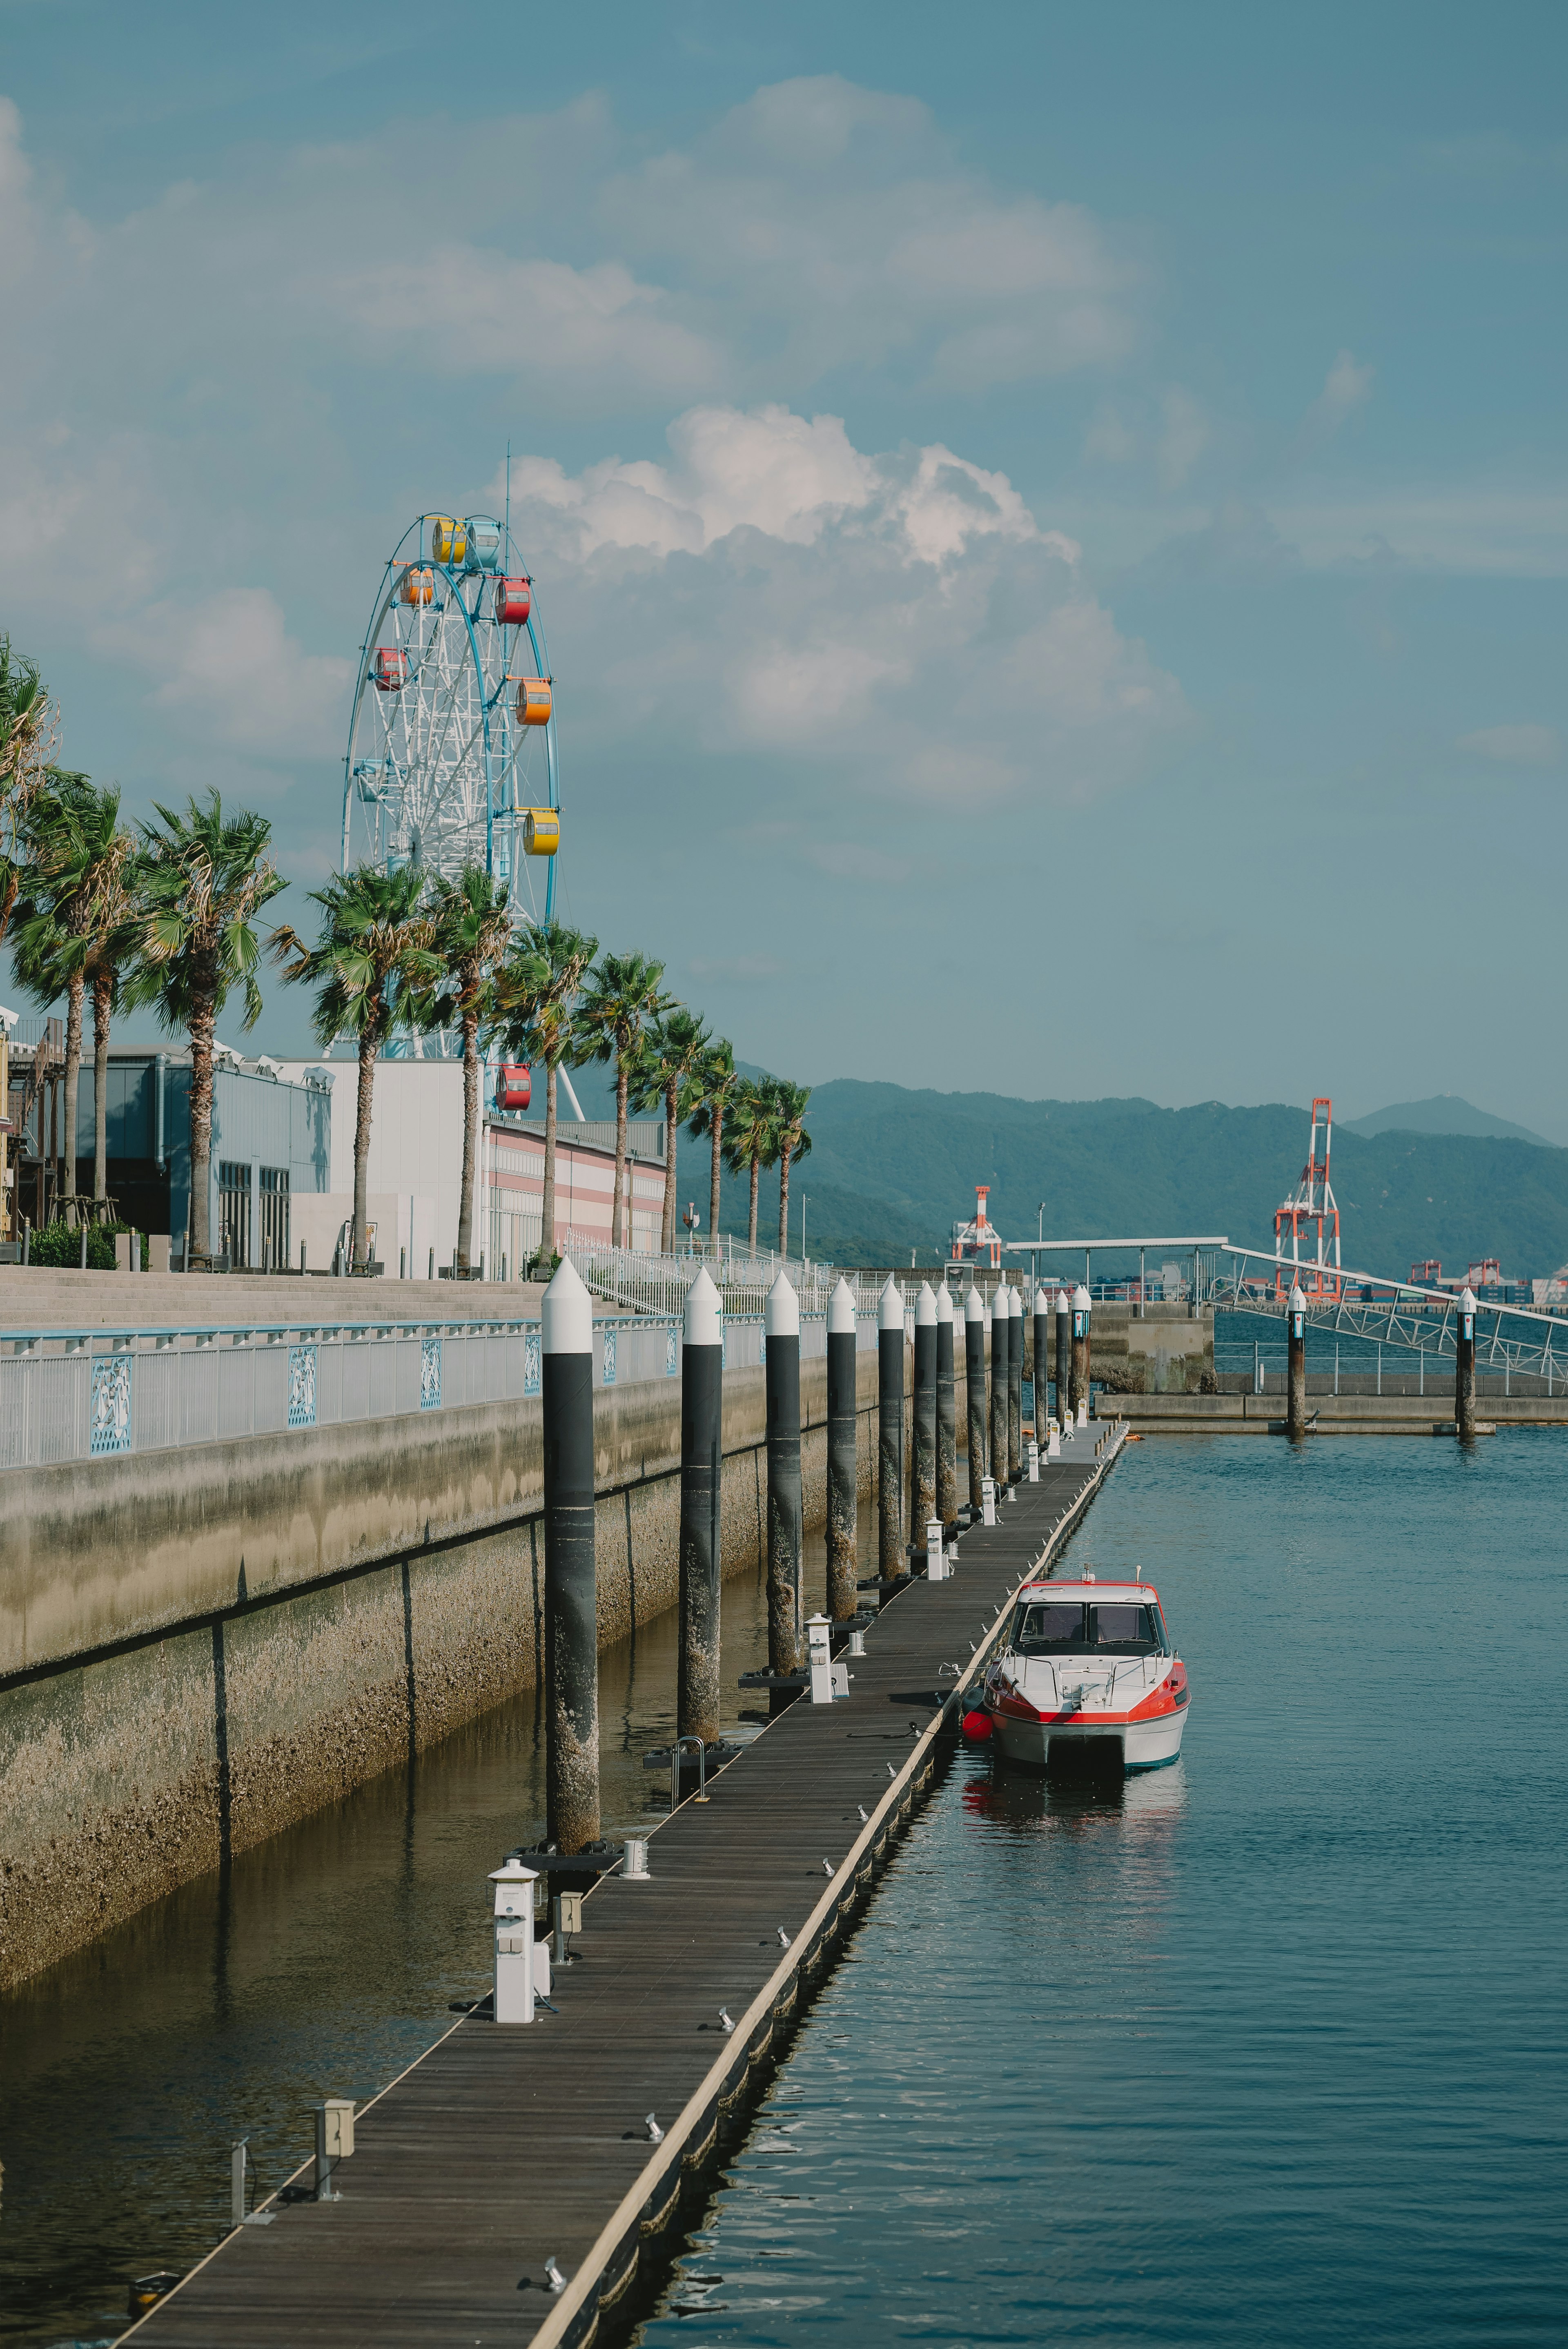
[602,76,1137,393]
[499,403,1183,809]
[1083,403,1140,465]
[1156,388,1209,493]
[804,842,913,885]
[100,589,354,768]
[1319,349,1374,423]
[336,250,722,398]
[1294,349,1374,453]
[1458,722,1563,767]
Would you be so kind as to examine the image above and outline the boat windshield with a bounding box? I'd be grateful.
[1013,1601,1165,1656]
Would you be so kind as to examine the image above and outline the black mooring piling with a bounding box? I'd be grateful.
[965,1288,988,1515]
[764,1272,804,1679]
[1286,1283,1307,1441]
[878,1278,906,1580]
[541,1259,599,1856]
[827,1277,859,1619]
[1456,1285,1477,1442]
[935,1285,958,1529]
[679,1267,724,1744]
[912,1282,937,1547]
[1007,1287,1023,1484]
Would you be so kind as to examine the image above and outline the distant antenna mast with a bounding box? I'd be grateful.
[1274,1097,1341,1299]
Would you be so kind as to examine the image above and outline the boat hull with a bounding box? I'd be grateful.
[991,1705,1187,1772]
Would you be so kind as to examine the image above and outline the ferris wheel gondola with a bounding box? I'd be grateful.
[341,512,561,919]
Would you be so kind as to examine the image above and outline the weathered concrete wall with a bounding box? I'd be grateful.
[1079,1303,1215,1395]
[0,1352,890,1992]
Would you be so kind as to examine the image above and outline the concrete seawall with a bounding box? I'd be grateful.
[0,1350,893,1994]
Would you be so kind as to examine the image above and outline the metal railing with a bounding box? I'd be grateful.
[1213,1246,1568,1384]
[564,1231,882,1317]
[0,1299,880,1471]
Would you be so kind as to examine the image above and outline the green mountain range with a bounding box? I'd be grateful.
[673,1083,1568,1281]
[1340,1095,1553,1147]
[559,1062,1568,1280]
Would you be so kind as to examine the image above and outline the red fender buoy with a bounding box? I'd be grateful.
[962,1709,993,1742]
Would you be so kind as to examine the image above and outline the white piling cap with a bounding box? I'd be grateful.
[1056,1285,1072,1315]
[1073,1283,1092,1313]
[964,1286,986,1323]
[935,1283,954,1323]
[541,1255,593,1354]
[991,1285,1009,1323]
[764,1269,800,1338]
[916,1280,937,1326]
[1289,1284,1306,1314]
[1034,1285,1052,1315]
[685,1264,723,1346]
[1008,1285,1022,1317]
[828,1275,857,1335]
[878,1275,904,1333]
[1459,1284,1477,1312]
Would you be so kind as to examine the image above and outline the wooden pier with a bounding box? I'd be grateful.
[127,1425,1127,2349]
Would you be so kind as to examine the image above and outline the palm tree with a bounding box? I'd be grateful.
[273,865,440,1270]
[490,919,598,1270]
[722,1077,781,1257]
[771,1079,813,1258]
[630,1006,711,1252]
[0,636,56,954]
[686,1041,741,1259]
[122,791,283,1261]
[577,951,675,1248]
[11,775,140,1210]
[424,867,514,1275]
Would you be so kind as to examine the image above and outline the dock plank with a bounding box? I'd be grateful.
[129,1426,1124,2348]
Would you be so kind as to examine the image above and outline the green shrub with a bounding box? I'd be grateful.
[24,1221,147,1270]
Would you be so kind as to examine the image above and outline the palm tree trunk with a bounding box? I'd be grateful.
[188,990,215,1258]
[708,1108,723,1260]
[777,1139,793,1257]
[354,1034,376,1270]
[61,971,83,1211]
[748,1154,759,1255]
[457,1011,479,1272]
[662,1079,678,1253]
[91,972,111,1202]
[540,1061,557,1268]
[612,1059,629,1247]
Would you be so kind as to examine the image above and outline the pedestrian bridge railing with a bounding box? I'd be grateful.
[0,1303,878,1471]
[563,1230,882,1318]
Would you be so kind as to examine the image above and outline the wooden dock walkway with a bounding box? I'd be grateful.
[127,1424,1128,2349]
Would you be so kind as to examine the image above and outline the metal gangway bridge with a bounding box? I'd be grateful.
[1004,1230,1568,1388]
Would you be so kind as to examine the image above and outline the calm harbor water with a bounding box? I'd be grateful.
[0,1515,855,2348]
[6,1438,1565,2346]
[640,1435,1567,2348]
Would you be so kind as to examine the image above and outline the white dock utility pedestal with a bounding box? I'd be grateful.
[806,1614,848,1703]
[490,1860,540,2024]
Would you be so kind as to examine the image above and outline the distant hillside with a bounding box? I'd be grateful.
[1342,1095,1552,1147]
[550,1060,1568,1279]
[668,1083,1568,1280]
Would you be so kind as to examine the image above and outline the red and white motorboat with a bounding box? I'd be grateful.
[978,1571,1189,1771]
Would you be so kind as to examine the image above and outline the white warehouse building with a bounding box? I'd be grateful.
[270,1055,668,1275]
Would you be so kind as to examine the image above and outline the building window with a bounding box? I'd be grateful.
[259,1166,291,1271]
[218,1161,252,1268]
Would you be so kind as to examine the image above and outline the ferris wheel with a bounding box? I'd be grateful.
[341,512,560,919]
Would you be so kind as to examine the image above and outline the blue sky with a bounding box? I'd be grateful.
[4,0,1564,1134]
